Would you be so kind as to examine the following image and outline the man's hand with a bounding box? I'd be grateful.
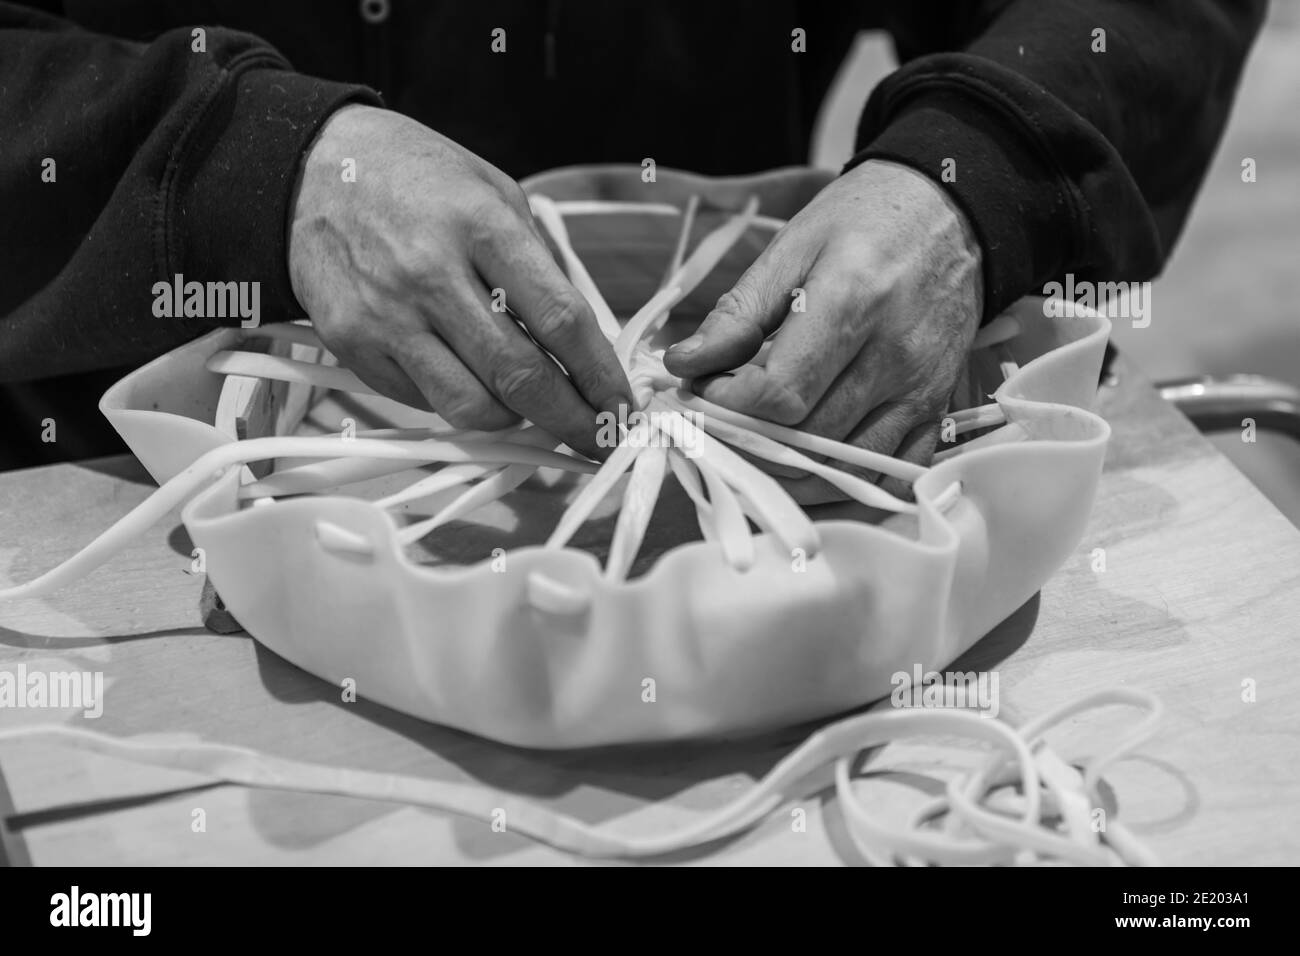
[288,105,631,458]
[663,160,983,496]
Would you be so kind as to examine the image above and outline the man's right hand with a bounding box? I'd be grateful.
[287,104,631,458]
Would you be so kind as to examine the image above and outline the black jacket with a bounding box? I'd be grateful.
[0,0,1267,465]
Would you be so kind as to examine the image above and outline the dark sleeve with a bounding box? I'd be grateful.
[848,0,1267,322]
[0,2,382,381]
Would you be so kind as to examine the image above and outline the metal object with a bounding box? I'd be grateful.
[200,577,244,634]
[1156,374,1300,440]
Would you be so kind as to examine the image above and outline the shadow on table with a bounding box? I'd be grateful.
[70,455,155,487]
[241,594,1041,863]
[0,624,209,652]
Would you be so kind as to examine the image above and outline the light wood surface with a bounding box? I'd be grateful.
[1,353,1298,865]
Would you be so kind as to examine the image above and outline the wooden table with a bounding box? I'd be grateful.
[2,354,1298,865]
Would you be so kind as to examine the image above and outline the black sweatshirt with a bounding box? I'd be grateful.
[0,0,1267,466]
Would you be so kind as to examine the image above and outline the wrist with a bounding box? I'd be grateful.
[844,159,984,330]
[848,86,1068,323]
[287,104,385,310]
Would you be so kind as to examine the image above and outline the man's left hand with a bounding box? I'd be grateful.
[663,159,984,498]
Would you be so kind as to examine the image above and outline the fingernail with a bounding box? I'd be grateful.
[600,397,630,428]
[671,335,703,355]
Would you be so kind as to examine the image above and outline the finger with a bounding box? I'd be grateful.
[330,343,433,412]
[473,209,632,417]
[691,363,810,427]
[755,254,885,418]
[389,330,518,431]
[663,238,810,379]
[690,325,901,432]
[429,274,609,459]
[793,340,907,440]
[879,420,940,502]
[839,400,921,482]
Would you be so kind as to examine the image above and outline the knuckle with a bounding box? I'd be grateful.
[393,243,451,292]
[703,291,766,351]
[491,354,548,405]
[502,179,532,215]
[712,288,752,319]
[919,387,951,419]
[439,393,515,431]
[531,287,589,342]
[461,190,513,245]
[843,265,888,310]
[313,318,368,358]
[763,381,812,426]
[742,369,810,426]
